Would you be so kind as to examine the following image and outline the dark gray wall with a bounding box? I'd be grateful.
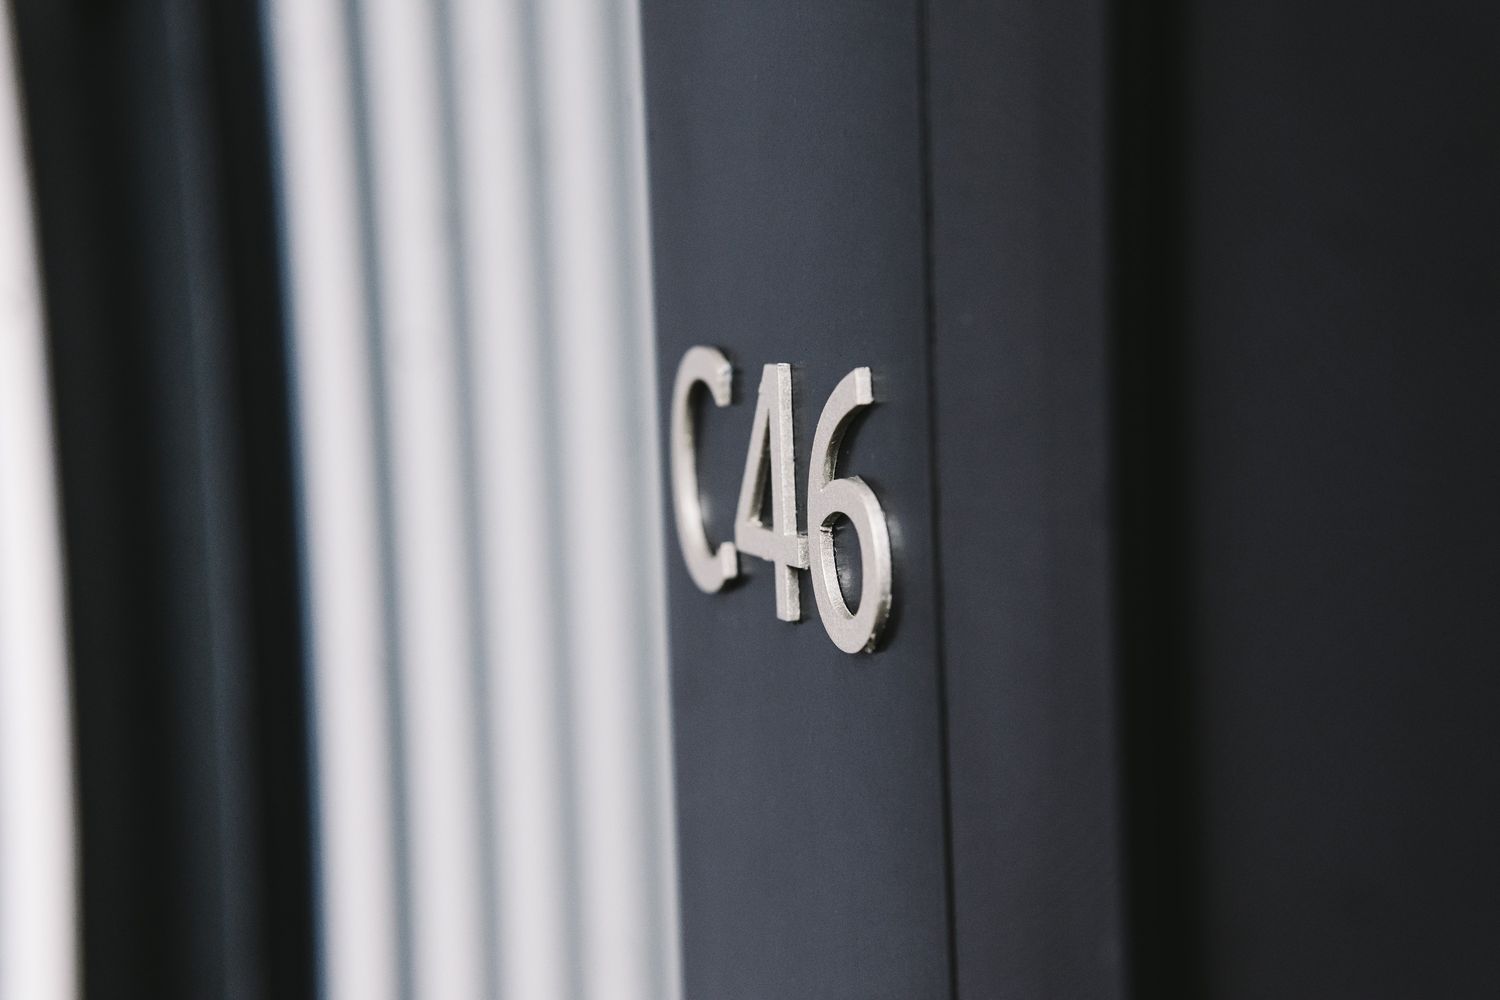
[926,0,1128,996]
[642,5,953,1000]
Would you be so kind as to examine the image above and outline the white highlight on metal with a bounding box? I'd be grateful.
[671,346,739,593]
[260,1,400,998]
[535,0,680,998]
[807,368,893,654]
[354,0,488,996]
[446,0,571,997]
[0,8,79,999]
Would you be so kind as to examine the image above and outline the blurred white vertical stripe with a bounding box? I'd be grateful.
[445,1,574,998]
[261,1,401,999]
[619,1,685,990]
[532,2,678,999]
[0,6,78,1000]
[266,0,678,996]
[354,0,489,996]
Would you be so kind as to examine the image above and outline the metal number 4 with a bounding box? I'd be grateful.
[734,364,809,622]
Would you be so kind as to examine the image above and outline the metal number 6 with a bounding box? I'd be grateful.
[670,346,739,593]
[807,367,892,653]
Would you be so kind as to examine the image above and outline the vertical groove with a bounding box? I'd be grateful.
[337,1,415,996]
[516,2,588,995]
[352,0,489,992]
[913,0,962,996]
[1108,0,1197,992]
[430,1,502,995]
[532,1,673,996]
[600,2,677,998]
[449,0,586,994]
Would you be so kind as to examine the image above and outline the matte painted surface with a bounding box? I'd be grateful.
[642,5,952,999]
[1178,0,1500,994]
[926,0,1127,996]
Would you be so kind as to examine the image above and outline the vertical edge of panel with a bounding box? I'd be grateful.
[259,0,400,997]
[923,0,1130,994]
[618,2,683,996]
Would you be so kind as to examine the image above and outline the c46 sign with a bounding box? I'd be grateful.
[669,346,892,654]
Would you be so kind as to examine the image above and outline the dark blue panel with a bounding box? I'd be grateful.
[926,0,1129,996]
[641,5,953,999]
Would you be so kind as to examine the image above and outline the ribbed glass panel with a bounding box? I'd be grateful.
[351,0,491,995]
[265,0,678,997]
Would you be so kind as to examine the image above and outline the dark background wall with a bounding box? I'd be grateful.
[1168,0,1500,995]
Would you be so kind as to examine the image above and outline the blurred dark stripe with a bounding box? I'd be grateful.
[9,0,314,997]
